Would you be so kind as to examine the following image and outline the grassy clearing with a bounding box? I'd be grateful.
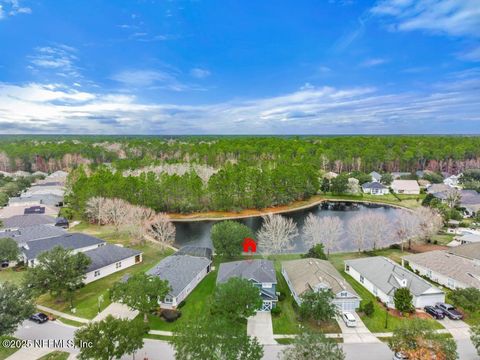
[38,351,70,360]
[57,317,84,327]
[0,268,25,285]
[431,232,455,246]
[322,193,424,210]
[0,336,19,360]
[144,334,173,342]
[37,224,173,319]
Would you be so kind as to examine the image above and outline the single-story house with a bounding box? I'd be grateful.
[369,171,382,182]
[83,244,142,284]
[282,258,360,312]
[217,259,278,311]
[9,194,64,207]
[323,171,338,180]
[402,247,480,290]
[432,189,480,217]
[1,214,56,230]
[32,171,48,177]
[362,182,389,195]
[0,224,66,246]
[22,186,65,197]
[345,257,444,309]
[444,174,461,187]
[391,172,411,180]
[0,204,59,218]
[391,180,420,195]
[427,183,452,194]
[147,247,213,309]
[21,233,106,267]
[455,231,480,245]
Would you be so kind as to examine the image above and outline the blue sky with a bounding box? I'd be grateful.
[0,0,479,134]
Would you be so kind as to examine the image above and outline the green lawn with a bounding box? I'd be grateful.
[0,268,25,285]
[323,193,424,210]
[38,351,70,360]
[0,336,19,360]
[37,224,173,319]
[431,232,454,246]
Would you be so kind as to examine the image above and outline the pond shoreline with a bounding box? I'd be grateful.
[169,195,415,222]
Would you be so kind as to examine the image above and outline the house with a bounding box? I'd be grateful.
[21,233,106,267]
[444,174,461,187]
[454,231,480,245]
[345,257,444,308]
[391,180,420,195]
[282,258,360,312]
[0,204,59,218]
[369,171,382,182]
[83,244,142,284]
[1,214,56,230]
[9,194,64,207]
[323,171,338,180]
[362,182,389,195]
[13,171,31,178]
[0,224,66,246]
[217,259,278,311]
[22,186,65,197]
[431,189,480,217]
[32,171,48,177]
[427,183,452,194]
[147,247,213,309]
[391,172,411,180]
[402,244,480,290]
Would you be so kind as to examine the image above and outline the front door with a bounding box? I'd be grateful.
[260,301,272,312]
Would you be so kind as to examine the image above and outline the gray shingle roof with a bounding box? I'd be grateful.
[217,259,277,284]
[22,233,105,260]
[345,256,443,297]
[2,214,56,229]
[0,225,66,245]
[146,255,212,298]
[174,246,213,260]
[362,182,388,190]
[84,244,142,272]
[9,194,63,206]
[449,242,480,261]
[370,171,382,181]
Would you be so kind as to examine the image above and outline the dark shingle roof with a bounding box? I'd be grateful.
[147,255,212,298]
[362,182,388,190]
[174,246,213,260]
[22,233,105,260]
[217,259,277,284]
[0,225,66,244]
[2,214,56,229]
[84,244,142,272]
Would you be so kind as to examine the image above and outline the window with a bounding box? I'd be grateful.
[164,296,173,304]
[340,291,348,297]
[94,270,101,277]
[360,275,364,284]
[346,265,350,272]
[262,283,272,289]
[115,262,122,269]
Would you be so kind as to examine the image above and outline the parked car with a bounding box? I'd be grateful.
[1,260,9,268]
[393,352,408,360]
[342,312,357,327]
[435,303,463,320]
[424,305,445,319]
[29,312,48,324]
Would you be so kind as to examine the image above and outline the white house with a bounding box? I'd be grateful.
[147,246,213,309]
[345,257,444,309]
[391,180,420,195]
[362,182,389,195]
[369,171,382,182]
[444,174,461,187]
[282,258,360,312]
[83,244,142,284]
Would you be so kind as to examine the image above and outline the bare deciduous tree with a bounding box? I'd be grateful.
[445,188,461,208]
[104,198,130,231]
[302,214,343,255]
[85,197,108,225]
[365,211,390,250]
[147,212,176,248]
[123,205,155,243]
[257,213,298,257]
[347,213,370,253]
[415,207,443,243]
[393,211,419,251]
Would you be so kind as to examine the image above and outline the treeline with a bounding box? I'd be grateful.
[1,136,480,174]
[67,164,319,213]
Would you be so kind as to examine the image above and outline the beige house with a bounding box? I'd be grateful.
[282,258,360,312]
[391,180,420,195]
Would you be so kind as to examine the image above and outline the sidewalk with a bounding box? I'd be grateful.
[36,305,89,324]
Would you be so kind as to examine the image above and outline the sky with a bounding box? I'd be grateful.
[0,0,479,135]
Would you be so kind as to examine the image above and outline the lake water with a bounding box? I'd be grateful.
[173,202,406,253]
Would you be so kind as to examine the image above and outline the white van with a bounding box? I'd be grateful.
[342,312,357,327]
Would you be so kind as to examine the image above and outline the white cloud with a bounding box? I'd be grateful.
[0,73,479,134]
[371,0,480,38]
[360,58,389,67]
[111,69,204,92]
[28,45,81,78]
[190,68,211,79]
[458,45,480,62]
[0,0,31,19]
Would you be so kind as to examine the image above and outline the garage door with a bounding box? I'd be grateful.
[335,300,359,312]
[415,294,445,308]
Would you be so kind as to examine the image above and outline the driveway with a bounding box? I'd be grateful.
[437,318,478,359]
[92,302,138,322]
[247,312,277,345]
[336,312,381,344]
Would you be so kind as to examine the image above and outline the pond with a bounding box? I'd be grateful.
[173,202,407,254]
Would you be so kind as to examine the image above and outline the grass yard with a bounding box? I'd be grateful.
[431,232,455,246]
[37,223,173,319]
[147,269,217,331]
[0,336,19,360]
[38,351,70,360]
[323,193,424,210]
[0,268,25,285]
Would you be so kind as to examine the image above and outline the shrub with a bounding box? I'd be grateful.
[277,291,286,302]
[161,309,182,322]
[363,301,375,317]
[271,306,282,316]
[177,301,186,309]
[450,288,480,312]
